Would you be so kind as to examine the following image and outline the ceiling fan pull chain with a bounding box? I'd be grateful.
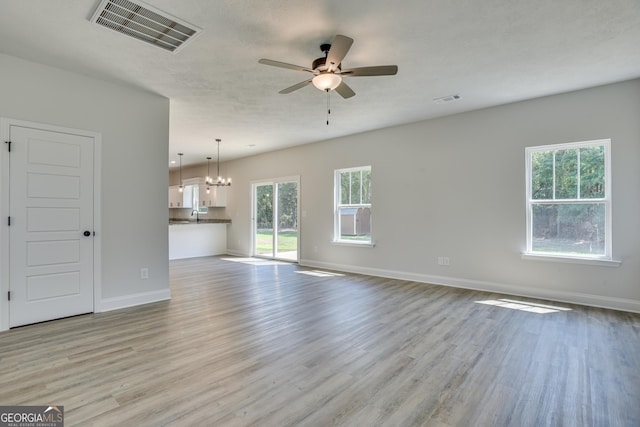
[326,88,331,125]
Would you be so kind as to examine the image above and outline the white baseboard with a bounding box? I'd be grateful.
[299,259,640,314]
[97,288,171,313]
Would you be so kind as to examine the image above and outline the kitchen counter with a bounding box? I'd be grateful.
[169,218,231,225]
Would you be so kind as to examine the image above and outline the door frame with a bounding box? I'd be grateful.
[0,118,102,331]
[251,175,300,262]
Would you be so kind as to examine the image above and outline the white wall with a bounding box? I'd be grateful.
[0,53,170,325]
[224,79,640,312]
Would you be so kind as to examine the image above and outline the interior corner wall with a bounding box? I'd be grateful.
[0,53,170,319]
[224,79,640,312]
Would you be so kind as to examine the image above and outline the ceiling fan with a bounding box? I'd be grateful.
[259,35,398,99]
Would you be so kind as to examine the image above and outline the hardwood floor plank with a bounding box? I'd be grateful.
[1,256,639,426]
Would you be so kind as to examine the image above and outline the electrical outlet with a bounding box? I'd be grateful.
[140,268,149,279]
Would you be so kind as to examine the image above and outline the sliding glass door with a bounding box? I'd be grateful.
[253,177,299,261]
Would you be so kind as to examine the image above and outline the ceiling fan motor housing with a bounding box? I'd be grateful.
[312,57,326,71]
[312,56,341,72]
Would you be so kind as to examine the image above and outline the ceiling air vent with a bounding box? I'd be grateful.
[90,0,202,53]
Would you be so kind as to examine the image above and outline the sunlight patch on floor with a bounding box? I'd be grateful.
[295,270,345,277]
[475,298,572,314]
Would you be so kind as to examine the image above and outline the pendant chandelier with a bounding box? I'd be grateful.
[177,153,184,192]
[205,138,231,187]
[205,156,212,194]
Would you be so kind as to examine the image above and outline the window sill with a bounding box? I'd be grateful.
[521,253,621,267]
[332,240,376,248]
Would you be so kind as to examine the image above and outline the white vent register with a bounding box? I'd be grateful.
[90,0,201,53]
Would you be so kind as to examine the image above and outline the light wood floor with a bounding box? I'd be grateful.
[1,256,639,426]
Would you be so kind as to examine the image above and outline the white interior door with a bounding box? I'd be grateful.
[9,125,95,327]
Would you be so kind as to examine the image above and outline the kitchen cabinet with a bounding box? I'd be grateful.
[198,185,227,207]
[168,185,193,208]
[168,186,181,208]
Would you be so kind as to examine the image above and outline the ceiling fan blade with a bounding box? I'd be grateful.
[326,35,353,72]
[259,59,314,73]
[279,79,313,94]
[341,65,398,77]
[334,81,355,99]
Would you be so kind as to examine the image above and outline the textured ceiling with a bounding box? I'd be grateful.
[1,0,639,167]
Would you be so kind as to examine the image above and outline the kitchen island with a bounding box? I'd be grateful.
[169,218,231,260]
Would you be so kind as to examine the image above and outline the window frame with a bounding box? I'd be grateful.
[525,139,612,261]
[333,166,373,246]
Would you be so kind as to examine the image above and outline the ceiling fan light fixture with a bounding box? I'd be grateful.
[312,73,342,91]
[259,34,397,101]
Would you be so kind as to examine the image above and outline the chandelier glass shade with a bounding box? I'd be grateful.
[312,73,342,91]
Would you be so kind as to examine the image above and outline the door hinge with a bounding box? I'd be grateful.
[5,141,10,152]
[7,291,10,301]
[7,216,10,226]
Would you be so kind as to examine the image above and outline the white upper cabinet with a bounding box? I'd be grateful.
[170,177,227,208]
[199,185,226,207]
[168,185,181,208]
[168,185,193,208]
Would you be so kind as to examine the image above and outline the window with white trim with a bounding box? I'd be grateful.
[334,166,372,244]
[525,139,611,259]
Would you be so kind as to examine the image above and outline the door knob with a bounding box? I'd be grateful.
[83,230,91,237]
